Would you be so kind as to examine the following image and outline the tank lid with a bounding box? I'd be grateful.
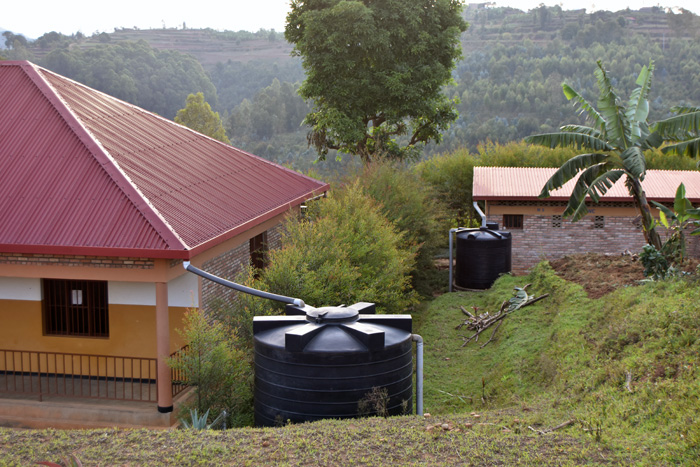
[305,306,359,324]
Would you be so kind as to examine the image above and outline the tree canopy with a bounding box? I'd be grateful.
[175,92,230,144]
[285,0,468,163]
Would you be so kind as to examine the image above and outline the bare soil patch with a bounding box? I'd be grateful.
[549,252,699,299]
[549,253,645,299]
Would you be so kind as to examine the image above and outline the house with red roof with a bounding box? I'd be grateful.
[0,61,329,428]
[473,166,700,274]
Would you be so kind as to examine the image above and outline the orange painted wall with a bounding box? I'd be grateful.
[0,300,187,358]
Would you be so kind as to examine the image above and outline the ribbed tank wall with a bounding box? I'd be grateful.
[455,228,512,290]
[253,306,413,427]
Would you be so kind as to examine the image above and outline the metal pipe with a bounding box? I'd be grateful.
[183,261,306,308]
[473,201,487,227]
[412,334,424,416]
[449,228,456,293]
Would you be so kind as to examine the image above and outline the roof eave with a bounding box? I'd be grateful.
[0,243,190,260]
[187,185,330,259]
[474,195,700,203]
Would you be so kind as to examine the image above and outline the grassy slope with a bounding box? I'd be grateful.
[418,263,699,465]
[1,263,698,465]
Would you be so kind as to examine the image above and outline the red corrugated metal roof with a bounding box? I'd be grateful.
[0,61,329,259]
[473,166,700,203]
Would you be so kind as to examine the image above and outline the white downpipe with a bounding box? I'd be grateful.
[473,201,487,227]
[449,228,457,293]
[412,333,424,416]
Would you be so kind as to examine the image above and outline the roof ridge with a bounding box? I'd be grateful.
[23,62,189,251]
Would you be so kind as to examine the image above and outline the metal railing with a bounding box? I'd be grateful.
[169,345,190,398]
[0,349,157,402]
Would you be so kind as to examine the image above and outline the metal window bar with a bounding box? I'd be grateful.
[43,279,109,337]
[169,345,190,397]
[0,349,157,402]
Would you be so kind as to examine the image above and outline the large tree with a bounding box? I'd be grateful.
[285,0,467,163]
[175,92,231,144]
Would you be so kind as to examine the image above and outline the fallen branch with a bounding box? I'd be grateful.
[457,285,549,349]
[527,419,576,435]
[625,371,633,393]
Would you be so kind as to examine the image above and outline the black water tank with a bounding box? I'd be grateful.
[455,227,512,289]
[253,303,413,427]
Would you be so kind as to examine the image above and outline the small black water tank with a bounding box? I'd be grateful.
[253,303,413,427]
[455,227,512,290]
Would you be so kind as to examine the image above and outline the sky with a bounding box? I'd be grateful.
[3,0,699,40]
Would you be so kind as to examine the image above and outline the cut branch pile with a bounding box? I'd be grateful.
[456,284,549,349]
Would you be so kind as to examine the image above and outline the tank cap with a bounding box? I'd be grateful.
[306,306,359,324]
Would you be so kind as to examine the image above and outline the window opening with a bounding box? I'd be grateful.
[594,216,605,229]
[250,232,268,274]
[43,279,108,337]
[552,215,562,228]
[503,214,523,229]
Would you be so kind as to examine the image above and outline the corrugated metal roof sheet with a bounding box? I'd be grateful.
[473,166,700,202]
[0,61,329,259]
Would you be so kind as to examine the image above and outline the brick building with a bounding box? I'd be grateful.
[0,61,328,428]
[473,167,700,274]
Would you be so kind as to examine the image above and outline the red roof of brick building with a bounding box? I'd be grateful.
[0,61,329,259]
[473,167,700,203]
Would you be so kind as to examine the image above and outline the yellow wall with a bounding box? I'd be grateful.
[0,299,187,358]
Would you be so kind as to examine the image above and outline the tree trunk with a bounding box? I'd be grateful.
[627,177,663,251]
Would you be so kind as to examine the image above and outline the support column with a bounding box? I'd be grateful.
[155,281,173,413]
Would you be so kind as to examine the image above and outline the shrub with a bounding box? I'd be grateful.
[414,148,476,226]
[358,161,446,294]
[231,181,417,325]
[168,309,253,427]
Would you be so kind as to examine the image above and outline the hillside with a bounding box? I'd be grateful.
[3,5,700,169]
[2,257,698,465]
[30,6,697,68]
[84,28,294,69]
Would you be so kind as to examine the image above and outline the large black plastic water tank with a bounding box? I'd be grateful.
[253,303,413,427]
[455,227,512,290]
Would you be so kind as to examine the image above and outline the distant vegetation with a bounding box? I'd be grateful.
[2,6,700,172]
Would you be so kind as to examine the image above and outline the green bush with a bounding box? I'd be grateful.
[168,309,253,427]
[414,148,476,226]
[233,181,417,324]
[358,162,446,295]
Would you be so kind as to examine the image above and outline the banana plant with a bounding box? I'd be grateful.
[524,60,699,251]
[652,105,700,159]
[650,183,700,265]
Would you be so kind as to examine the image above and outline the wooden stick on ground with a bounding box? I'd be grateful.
[527,419,576,435]
[457,285,549,349]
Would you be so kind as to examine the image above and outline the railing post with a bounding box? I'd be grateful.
[155,282,173,413]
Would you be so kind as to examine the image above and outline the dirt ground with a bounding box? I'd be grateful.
[439,252,698,299]
[549,252,700,299]
[548,252,646,299]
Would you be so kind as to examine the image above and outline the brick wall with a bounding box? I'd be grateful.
[0,253,154,269]
[486,213,700,274]
[201,223,286,311]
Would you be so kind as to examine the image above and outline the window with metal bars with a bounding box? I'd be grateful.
[42,279,109,337]
[503,214,523,229]
[250,232,268,273]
